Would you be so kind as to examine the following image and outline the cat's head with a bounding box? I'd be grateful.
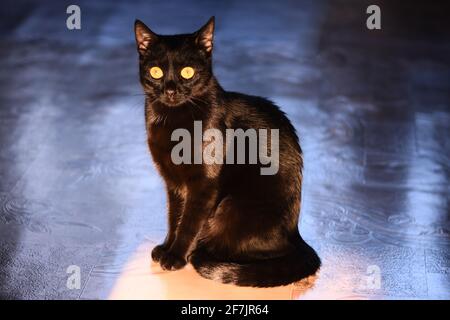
[134,17,215,107]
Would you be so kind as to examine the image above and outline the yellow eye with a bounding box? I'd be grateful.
[149,66,163,79]
[180,67,195,79]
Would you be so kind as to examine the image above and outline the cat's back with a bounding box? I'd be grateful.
[222,91,299,145]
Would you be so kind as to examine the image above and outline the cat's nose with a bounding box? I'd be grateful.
[165,89,175,99]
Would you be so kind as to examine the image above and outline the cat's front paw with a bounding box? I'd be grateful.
[159,250,187,271]
[151,244,167,262]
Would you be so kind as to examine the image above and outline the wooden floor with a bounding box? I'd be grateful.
[0,0,449,299]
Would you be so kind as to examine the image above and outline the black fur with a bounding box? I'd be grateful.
[134,17,320,287]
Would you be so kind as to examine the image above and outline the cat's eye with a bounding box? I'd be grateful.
[180,67,195,79]
[149,66,164,79]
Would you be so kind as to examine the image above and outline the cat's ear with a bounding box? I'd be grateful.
[195,16,215,54]
[134,20,157,55]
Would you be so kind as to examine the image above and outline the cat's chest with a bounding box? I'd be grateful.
[146,113,208,155]
[147,124,182,157]
[147,123,208,183]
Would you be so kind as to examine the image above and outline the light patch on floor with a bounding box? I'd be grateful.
[106,241,385,300]
[108,242,297,300]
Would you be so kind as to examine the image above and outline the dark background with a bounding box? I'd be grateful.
[0,0,449,299]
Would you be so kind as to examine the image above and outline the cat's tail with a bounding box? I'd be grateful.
[190,236,321,287]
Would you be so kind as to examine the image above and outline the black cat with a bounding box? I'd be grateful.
[134,17,320,287]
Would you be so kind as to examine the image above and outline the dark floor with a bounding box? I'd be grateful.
[0,0,449,299]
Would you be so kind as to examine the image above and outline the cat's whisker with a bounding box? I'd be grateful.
[186,99,196,122]
[127,99,145,112]
[188,98,204,118]
[191,96,210,106]
[193,95,209,103]
[126,93,147,97]
[189,96,208,112]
